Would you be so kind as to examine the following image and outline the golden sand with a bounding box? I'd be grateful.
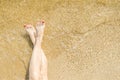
[0,0,120,80]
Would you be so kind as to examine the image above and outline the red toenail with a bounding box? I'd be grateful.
[41,20,45,24]
[24,24,27,27]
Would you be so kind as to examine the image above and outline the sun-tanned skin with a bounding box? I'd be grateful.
[24,21,48,80]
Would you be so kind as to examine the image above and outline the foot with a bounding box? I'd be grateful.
[36,20,45,43]
[36,20,45,38]
[24,24,36,45]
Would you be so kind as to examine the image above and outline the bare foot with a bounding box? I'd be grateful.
[24,24,36,45]
[36,20,45,38]
[36,20,45,43]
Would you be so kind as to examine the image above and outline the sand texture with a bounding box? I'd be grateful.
[0,0,120,80]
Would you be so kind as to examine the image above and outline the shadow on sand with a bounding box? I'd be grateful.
[21,33,33,80]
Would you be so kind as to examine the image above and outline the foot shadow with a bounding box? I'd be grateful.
[21,33,33,80]
[25,63,30,80]
[22,33,34,48]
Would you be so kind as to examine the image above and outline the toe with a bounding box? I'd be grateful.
[41,20,45,24]
[24,24,27,28]
[36,22,42,26]
[24,24,33,29]
[36,20,45,26]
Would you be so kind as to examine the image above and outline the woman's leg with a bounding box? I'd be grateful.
[25,21,48,80]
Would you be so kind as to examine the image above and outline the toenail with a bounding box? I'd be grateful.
[41,21,45,24]
[24,24,27,27]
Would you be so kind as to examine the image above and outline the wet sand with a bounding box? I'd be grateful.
[0,0,120,80]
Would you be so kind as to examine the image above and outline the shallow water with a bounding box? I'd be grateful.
[0,0,120,80]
